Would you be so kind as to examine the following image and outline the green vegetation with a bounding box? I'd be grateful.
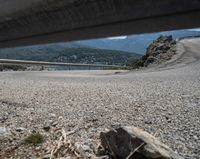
[0,65,26,71]
[126,57,146,69]
[0,46,141,66]
[24,133,44,145]
[132,59,145,68]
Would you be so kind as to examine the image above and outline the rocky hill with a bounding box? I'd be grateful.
[143,35,176,66]
[131,35,177,68]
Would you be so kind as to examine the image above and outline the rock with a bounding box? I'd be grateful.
[48,119,53,123]
[193,135,198,140]
[62,157,73,159]
[58,116,63,120]
[42,154,51,159]
[143,35,176,67]
[32,129,37,133]
[81,144,91,152]
[165,116,171,123]
[0,116,7,123]
[96,145,107,156]
[144,118,152,125]
[92,155,109,159]
[15,127,26,132]
[51,121,58,127]
[43,125,51,131]
[0,127,7,135]
[144,56,159,67]
[100,126,183,159]
[49,113,56,118]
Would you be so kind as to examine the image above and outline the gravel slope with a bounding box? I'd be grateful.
[0,38,200,159]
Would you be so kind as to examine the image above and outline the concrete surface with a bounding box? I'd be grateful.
[0,0,200,48]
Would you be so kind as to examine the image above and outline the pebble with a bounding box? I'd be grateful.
[81,144,91,152]
[15,127,26,132]
[49,113,56,118]
[51,121,58,127]
[58,116,63,120]
[43,125,51,131]
[193,135,198,140]
[0,127,7,135]
[144,119,152,125]
[42,154,51,159]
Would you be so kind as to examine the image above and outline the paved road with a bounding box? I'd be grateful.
[0,38,200,158]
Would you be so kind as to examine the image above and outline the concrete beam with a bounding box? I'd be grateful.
[0,0,200,48]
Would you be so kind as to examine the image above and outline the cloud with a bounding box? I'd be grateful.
[107,36,127,40]
[188,28,200,32]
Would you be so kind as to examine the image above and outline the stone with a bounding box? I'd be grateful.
[0,127,7,135]
[51,121,58,127]
[92,156,109,159]
[100,126,183,159]
[15,127,26,132]
[49,113,56,118]
[81,144,91,152]
[144,119,152,125]
[58,116,63,120]
[43,125,51,131]
[144,56,158,66]
[42,154,51,159]
[95,144,108,156]
[193,135,198,140]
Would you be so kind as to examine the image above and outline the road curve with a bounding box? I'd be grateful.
[0,38,199,158]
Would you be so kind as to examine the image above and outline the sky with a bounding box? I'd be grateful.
[107,28,200,40]
[188,28,200,32]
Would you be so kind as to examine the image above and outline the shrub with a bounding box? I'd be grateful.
[0,64,26,71]
[24,133,44,145]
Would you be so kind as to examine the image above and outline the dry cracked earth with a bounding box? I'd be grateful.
[0,38,200,159]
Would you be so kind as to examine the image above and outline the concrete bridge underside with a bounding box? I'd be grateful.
[0,0,200,48]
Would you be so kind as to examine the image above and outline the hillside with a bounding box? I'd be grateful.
[0,45,141,66]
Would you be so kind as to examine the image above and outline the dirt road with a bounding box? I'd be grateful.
[0,38,200,158]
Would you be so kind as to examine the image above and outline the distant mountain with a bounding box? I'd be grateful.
[52,48,141,65]
[0,44,141,66]
[0,42,88,61]
[74,29,200,54]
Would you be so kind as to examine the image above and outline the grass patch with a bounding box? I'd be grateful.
[24,133,44,145]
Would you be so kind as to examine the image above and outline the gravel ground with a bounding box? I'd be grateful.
[0,38,200,159]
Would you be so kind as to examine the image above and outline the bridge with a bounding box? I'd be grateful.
[0,59,125,69]
[0,0,200,48]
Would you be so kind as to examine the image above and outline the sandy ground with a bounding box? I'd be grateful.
[0,38,200,159]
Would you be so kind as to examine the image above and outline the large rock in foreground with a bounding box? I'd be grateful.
[100,127,183,159]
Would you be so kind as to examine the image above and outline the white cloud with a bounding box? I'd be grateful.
[107,36,127,40]
[188,28,200,32]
